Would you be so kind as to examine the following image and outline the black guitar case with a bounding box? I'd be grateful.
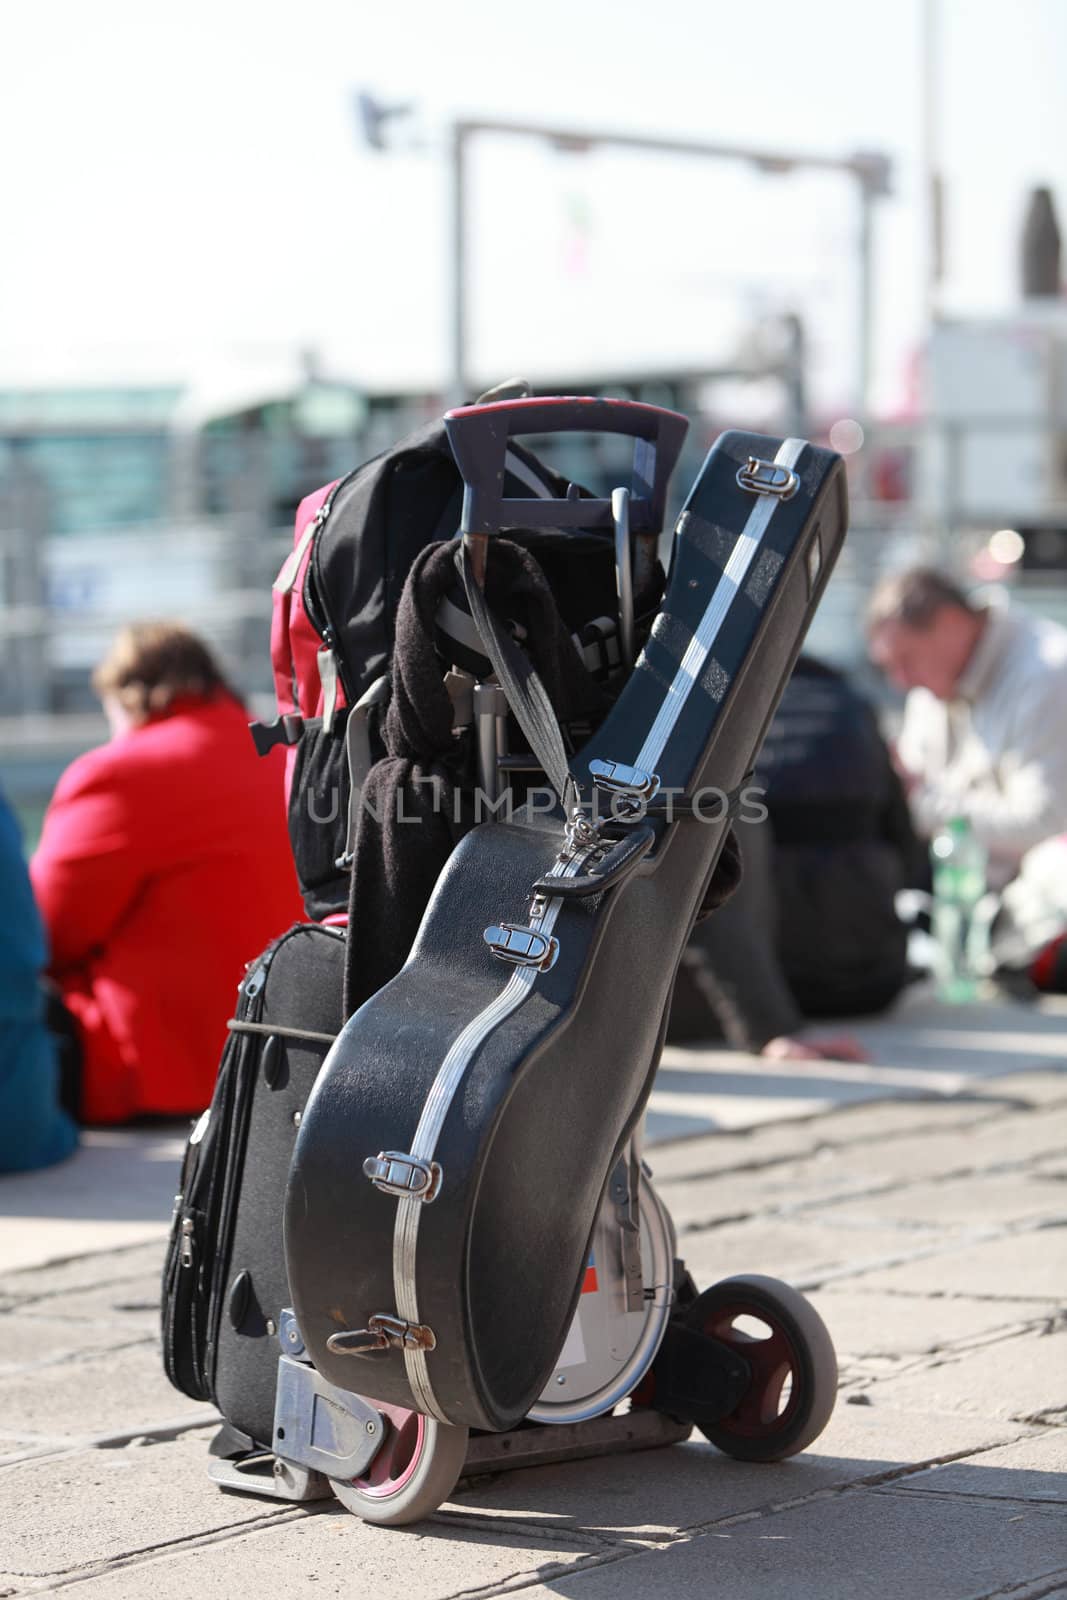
[285,401,848,1435]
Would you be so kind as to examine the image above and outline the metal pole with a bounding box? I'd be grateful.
[448,122,468,407]
[920,0,943,324]
[857,179,874,419]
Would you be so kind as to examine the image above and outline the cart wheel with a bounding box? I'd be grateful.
[687,1274,837,1462]
[330,1403,469,1526]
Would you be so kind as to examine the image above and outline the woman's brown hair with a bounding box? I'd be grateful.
[92,622,233,721]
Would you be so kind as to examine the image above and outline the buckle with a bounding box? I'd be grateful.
[362,1151,442,1203]
[483,924,559,972]
[736,456,800,500]
[249,714,305,757]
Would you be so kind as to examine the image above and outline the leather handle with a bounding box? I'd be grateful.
[532,824,655,900]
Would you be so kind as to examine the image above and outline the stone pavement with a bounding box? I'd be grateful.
[0,998,1065,1597]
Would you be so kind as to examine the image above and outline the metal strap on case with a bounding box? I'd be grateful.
[390,848,590,1423]
[635,438,807,776]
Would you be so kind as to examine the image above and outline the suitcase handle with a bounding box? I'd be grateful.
[444,396,689,539]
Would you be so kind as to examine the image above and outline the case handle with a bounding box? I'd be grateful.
[444,395,689,543]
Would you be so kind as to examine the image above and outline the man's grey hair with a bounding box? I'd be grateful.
[866,567,977,633]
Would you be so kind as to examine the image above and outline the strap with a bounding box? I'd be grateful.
[460,542,577,811]
[227,1019,338,1046]
[336,675,391,871]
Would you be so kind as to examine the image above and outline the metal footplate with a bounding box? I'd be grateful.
[483,923,559,972]
[736,456,800,499]
[363,1151,442,1202]
[207,1449,333,1503]
[462,1409,692,1476]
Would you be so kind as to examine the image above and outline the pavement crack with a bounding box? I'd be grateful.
[0,1507,306,1585]
[432,1512,617,1555]
[427,1546,638,1600]
[964,1564,1067,1600]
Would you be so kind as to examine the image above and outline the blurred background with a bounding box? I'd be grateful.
[4,0,1067,836]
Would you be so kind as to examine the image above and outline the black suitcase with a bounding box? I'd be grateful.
[286,407,849,1434]
[162,921,346,1446]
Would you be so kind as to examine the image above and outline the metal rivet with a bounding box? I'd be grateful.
[265,1318,277,1336]
[287,1327,300,1343]
[555,1374,566,1386]
[365,1421,377,1435]
[292,1111,302,1127]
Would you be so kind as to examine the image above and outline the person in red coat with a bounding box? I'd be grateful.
[31,623,305,1123]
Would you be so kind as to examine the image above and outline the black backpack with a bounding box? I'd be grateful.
[755,656,919,1015]
[259,410,656,921]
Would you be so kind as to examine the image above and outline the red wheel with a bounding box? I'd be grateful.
[687,1275,837,1461]
[330,1402,468,1526]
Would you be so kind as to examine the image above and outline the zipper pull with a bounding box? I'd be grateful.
[244,965,267,1000]
[273,501,331,596]
[179,1216,195,1269]
[319,645,340,735]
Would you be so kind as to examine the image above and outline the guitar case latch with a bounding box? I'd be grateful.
[483,924,559,971]
[363,1152,442,1203]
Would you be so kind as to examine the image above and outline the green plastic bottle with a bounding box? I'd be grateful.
[930,816,988,1002]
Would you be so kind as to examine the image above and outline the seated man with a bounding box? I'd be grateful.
[867,567,1067,985]
[0,786,78,1172]
[31,623,305,1124]
[867,567,1067,887]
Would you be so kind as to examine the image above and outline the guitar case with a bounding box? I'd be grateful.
[285,400,848,1434]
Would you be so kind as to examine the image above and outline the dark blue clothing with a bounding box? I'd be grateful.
[0,791,77,1171]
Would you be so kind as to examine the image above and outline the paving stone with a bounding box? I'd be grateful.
[45,1498,610,1598]
[660,1152,894,1231]
[1,1430,281,1578]
[807,1288,1059,1361]
[8,1271,165,1330]
[979,1069,1067,1106]
[811,1173,1067,1232]
[647,1123,824,1183]
[899,1429,1067,1502]
[852,1224,1067,1301]
[0,1311,154,1376]
[799,1093,1017,1146]
[0,1242,166,1307]
[0,1340,212,1439]
[859,1326,1067,1423]
[679,1219,946,1292]
[453,1405,1029,1538]
[0,1218,169,1276]
[523,1487,1067,1600]
[777,1105,1067,1198]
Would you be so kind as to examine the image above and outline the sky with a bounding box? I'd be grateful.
[2,0,1065,418]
